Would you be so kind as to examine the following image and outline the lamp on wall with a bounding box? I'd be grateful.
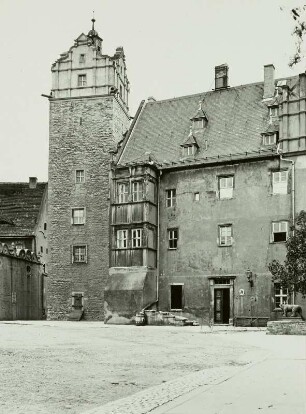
[246,268,253,287]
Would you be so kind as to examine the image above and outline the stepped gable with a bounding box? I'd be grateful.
[119,78,295,165]
[0,182,47,237]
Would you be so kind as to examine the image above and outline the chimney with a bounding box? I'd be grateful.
[263,64,275,99]
[29,177,37,189]
[215,64,229,90]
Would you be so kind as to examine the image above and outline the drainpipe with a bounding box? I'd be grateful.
[277,145,295,235]
[156,170,162,305]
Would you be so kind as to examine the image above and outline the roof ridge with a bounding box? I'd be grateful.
[144,75,299,105]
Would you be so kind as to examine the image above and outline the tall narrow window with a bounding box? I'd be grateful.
[72,245,87,263]
[272,222,288,242]
[274,283,290,308]
[272,171,288,195]
[118,183,129,203]
[75,169,85,183]
[79,54,86,63]
[132,229,142,248]
[116,229,128,248]
[132,181,143,202]
[168,229,178,249]
[166,189,176,207]
[78,74,87,87]
[219,176,234,199]
[72,208,85,225]
[219,225,232,246]
[170,284,183,310]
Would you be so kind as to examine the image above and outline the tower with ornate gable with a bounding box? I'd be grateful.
[48,19,130,319]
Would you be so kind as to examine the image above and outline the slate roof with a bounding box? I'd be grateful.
[0,183,47,237]
[119,78,297,166]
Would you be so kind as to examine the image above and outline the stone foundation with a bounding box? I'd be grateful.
[267,318,306,335]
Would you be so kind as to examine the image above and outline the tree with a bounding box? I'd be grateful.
[289,6,306,67]
[269,211,306,297]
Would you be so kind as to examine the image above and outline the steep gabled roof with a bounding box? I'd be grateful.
[0,183,47,237]
[119,81,283,165]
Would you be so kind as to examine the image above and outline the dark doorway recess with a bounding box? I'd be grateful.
[214,288,230,324]
[171,285,183,310]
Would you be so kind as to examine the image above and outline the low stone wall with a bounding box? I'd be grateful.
[267,319,306,335]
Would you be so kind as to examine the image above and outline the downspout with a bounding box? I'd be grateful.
[156,170,162,305]
[277,150,295,236]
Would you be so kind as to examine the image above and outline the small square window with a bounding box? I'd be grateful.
[168,229,178,249]
[116,229,128,249]
[194,192,200,201]
[118,183,129,203]
[132,228,142,248]
[132,181,143,202]
[75,170,85,183]
[269,106,278,117]
[72,208,85,225]
[263,134,277,146]
[219,225,232,246]
[272,221,288,242]
[166,189,176,207]
[219,176,234,199]
[193,119,204,129]
[274,283,291,308]
[79,54,86,63]
[72,245,87,263]
[272,171,288,195]
[170,284,184,310]
[78,74,87,87]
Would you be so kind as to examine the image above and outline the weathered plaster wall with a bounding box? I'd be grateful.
[158,158,295,322]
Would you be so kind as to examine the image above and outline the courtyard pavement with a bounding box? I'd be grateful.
[84,328,306,414]
[1,321,305,414]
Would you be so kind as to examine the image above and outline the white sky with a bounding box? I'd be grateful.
[0,0,305,182]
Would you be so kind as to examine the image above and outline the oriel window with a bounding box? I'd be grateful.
[132,181,143,202]
[117,229,128,249]
[132,229,142,248]
[118,183,129,203]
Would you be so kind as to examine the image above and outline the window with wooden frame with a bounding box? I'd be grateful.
[132,228,142,248]
[272,171,288,195]
[75,169,85,183]
[274,283,291,308]
[72,208,85,225]
[263,133,277,146]
[118,182,129,203]
[132,181,143,202]
[116,229,128,249]
[78,74,87,87]
[219,176,234,199]
[183,145,196,157]
[170,284,184,310]
[168,228,178,249]
[272,221,288,243]
[166,189,176,207]
[193,119,204,129]
[72,245,87,263]
[219,225,233,246]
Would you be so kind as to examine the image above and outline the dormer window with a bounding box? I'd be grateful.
[263,133,278,146]
[183,145,196,156]
[193,119,204,129]
[269,106,278,118]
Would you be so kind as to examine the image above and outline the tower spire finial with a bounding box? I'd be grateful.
[92,11,96,30]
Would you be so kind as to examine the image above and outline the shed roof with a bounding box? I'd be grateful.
[0,183,47,237]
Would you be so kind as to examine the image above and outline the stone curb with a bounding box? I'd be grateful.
[83,361,261,414]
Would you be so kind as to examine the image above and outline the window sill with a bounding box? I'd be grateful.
[218,244,233,247]
[168,248,178,250]
[270,241,287,244]
[72,223,85,226]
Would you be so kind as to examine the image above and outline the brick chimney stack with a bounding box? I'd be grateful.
[263,64,275,99]
[29,177,37,189]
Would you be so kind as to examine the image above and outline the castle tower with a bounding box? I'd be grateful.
[48,19,130,320]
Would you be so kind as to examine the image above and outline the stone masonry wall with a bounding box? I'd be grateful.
[48,96,129,320]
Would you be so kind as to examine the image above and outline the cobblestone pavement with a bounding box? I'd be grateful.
[84,360,263,414]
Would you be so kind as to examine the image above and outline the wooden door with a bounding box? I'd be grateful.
[214,288,230,324]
